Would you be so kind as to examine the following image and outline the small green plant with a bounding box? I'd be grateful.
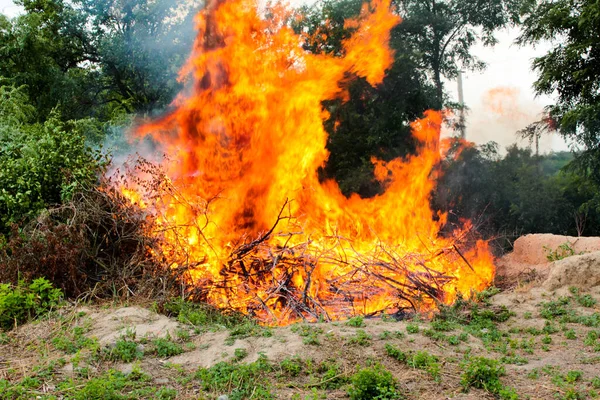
[292,324,324,346]
[105,338,143,362]
[498,386,519,400]
[461,356,505,393]
[0,278,63,330]
[348,330,372,346]
[385,344,440,379]
[347,364,402,400]
[575,293,597,308]
[591,376,600,389]
[345,316,366,328]
[234,348,248,361]
[406,323,419,334]
[545,243,577,261]
[195,354,273,398]
[52,326,97,354]
[541,335,553,344]
[565,370,583,384]
[153,337,184,358]
[565,329,577,340]
[280,356,303,377]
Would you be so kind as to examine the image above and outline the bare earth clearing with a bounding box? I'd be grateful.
[2,234,600,399]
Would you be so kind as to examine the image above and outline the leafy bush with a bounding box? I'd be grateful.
[0,101,105,234]
[0,278,63,330]
[348,365,403,400]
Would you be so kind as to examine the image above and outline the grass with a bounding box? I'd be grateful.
[3,287,600,400]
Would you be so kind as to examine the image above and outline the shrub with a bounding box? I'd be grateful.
[348,365,402,400]
[0,183,177,299]
[0,107,104,235]
[0,278,63,330]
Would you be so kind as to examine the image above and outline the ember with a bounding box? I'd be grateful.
[122,0,495,324]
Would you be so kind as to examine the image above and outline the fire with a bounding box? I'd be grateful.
[124,0,495,324]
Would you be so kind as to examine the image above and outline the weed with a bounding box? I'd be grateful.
[545,243,577,261]
[0,278,63,330]
[385,344,440,379]
[379,330,405,340]
[565,329,577,340]
[500,355,528,365]
[528,369,540,379]
[52,326,97,354]
[406,323,419,334]
[461,356,505,393]
[153,337,184,358]
[348,330,372,346]
[104,337,143,362]
[540,297,572,319]
[585,331,599,346]
[195,354,273,399]
[234,347,248,361]
[541,335,553,344]
[280,356,303,377]
[592,377,600,389]
[498,386,519,400]
[565,370,583,384]
[345,316,366,327]
[316,360,348,389]
[348,364,403,400]
[225,321,272,345]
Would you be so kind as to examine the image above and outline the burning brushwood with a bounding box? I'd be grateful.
[116,0,495,325]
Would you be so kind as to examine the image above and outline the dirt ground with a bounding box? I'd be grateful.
[2,234,600,399]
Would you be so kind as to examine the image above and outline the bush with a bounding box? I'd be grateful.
[0,278,63,330]
[348,365,403,400]
[0,106,105,235]
[0,183,177,299]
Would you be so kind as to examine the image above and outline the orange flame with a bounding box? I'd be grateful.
[126,0,495,324]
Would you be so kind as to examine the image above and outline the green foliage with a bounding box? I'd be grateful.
[234,348,248,361]
[519,0,600,185]
[460,356,505,393]
[52,326,97,354]
[153,337,183,358]
[195,354,274,399]
[345,316,366,328]
[348,329,372,346]
[0,98,105,233]
[104,337,143,363]
[406,323,419,334]
[385,344,440,379]
[434,143,600,243]
[291,324,323,346]
[347,364,403,400]
[0,278,63,331]
[545,243,577,261]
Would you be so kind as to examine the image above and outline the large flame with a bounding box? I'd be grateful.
[127,0,495,324]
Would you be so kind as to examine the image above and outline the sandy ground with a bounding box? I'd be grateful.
[3,234,600,399]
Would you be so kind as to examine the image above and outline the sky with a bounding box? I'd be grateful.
[0,0,568,153]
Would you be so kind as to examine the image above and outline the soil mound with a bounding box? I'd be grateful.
[496,234,600,282]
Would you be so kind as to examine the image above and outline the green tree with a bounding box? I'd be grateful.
[395,0,522,107]
[518,0,600,183]
[295,0,438,197]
